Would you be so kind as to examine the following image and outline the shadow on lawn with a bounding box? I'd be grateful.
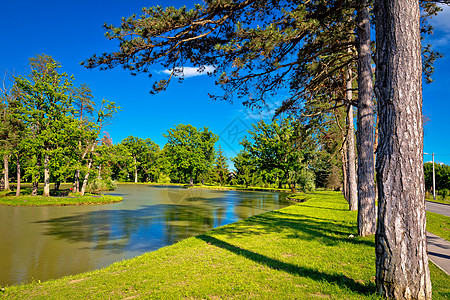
[212,210,375,248]
[197,234,376,296]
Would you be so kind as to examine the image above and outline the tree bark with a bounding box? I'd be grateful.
[374,0,431,298]
[356,0,376,236]
[43,152,50,197]
[341,146,348,200]
[73,170,80,193]
[15,153,21,197]
[32,154,41,196]
[346,68,358,211]
[79,142,97,196]
[80,159,93,196]
[3,154,10,191]
[54,181,60,192]
[134,157,138,183]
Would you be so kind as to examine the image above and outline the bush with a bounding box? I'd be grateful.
[157,174,171,184]
[87,178,117,192]
[440,189,449,200]
[297,169,316,192]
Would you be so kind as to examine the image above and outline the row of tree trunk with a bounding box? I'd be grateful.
[340,1,431,298]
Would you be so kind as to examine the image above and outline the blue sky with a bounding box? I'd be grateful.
[1,1,449,165]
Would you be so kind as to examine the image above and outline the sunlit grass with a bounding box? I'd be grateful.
[427,211,450,241]
[1,191,448,299]
[0,194,122,207]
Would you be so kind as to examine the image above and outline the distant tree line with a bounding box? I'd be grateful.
[424,162,450,197]
[69,117,343,193]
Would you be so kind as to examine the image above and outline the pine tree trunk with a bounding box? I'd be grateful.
[346,69,358,211]
[341,147,348,201]
[356,0,376,236]
[15,153,21,197]
[374,0,431,298]
[43,152,50,197]
[3,154,10,191]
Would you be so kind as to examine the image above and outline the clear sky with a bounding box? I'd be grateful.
[1,1,449,165]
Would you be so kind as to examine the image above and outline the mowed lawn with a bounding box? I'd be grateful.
[2,191,449,299]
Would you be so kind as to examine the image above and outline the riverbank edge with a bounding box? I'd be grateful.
[0,194,123,207]
[2,191,448,299]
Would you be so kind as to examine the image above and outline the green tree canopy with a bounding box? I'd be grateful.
[163,124,218,185]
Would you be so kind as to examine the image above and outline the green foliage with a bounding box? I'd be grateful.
[120,135,160,182]
[86,178,117,192]
[157,173,171,184]
[163,124,218,184]
[296,168,316,192]
[214,145,229,186]
[0,54,119,197]
[233,118,316,192]
[424,162,450,192]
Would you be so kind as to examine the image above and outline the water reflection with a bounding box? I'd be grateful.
[0,185,290,286]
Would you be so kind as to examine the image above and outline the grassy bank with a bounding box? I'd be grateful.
[427,211,450,241]
[187,183,291,193]
[426,196,450,205]
[2,191,448,299]
[0,194,123,207]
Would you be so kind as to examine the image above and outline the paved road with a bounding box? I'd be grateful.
[427,232,450,275]
[426,201,450,217]
[425,201,450,275]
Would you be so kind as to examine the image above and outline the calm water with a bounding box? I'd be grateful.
[0,185,290,286]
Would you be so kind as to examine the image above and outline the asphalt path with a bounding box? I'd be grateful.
[426,201,450,217]
[425,201,450,275]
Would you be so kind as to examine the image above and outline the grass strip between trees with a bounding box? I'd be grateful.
[0,194,123,207]
[1,191,449,299]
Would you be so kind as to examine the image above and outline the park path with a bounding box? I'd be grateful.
[426,201,450,275]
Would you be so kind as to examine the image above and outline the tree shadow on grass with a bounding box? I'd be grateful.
[196,234,376,296]
[212,210,375,248]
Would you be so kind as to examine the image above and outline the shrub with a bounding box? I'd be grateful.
[157,174,171,184]
[440,189,449,200]
[297,169,316,192]
[87,178,117,192]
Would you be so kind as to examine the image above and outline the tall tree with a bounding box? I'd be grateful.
[374,0,431,297]
[214,145,229,186]
[122,136,145,183]
[356,0,376,236]
[163,124,218,185]
[236,118,316,192]
[15,58,74,197]
[72,83,95,192]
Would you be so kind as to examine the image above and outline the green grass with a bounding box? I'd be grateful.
[426,195,450,205]
[0,194,123,207]
[1,191,448,299]
[427,211,450,241]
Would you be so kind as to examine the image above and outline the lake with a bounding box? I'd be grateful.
[0,184,290,286]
